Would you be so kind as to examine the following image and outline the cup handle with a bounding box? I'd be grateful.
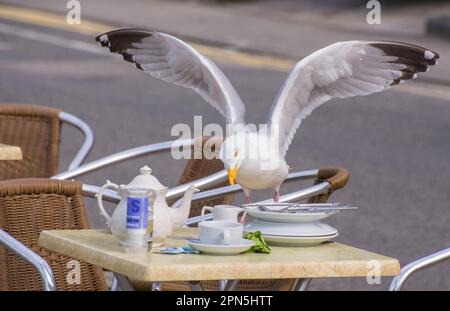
[97,180,119,226]
[201,206,214,221]
[223,229,231,245]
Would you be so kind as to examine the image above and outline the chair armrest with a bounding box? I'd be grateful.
[315,167,350,192]
[184,169,329,226]
[167,170,227,200]
[82,184,121,203]
[52,138,194,180]
[307,167,350,203]
[389,247,450,291]
[59,112,94,171]
[173,169,320,208]
[0,228,56,291]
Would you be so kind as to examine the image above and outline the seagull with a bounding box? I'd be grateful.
[96,29,439,203]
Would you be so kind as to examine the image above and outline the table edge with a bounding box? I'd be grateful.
[38,230,401,282]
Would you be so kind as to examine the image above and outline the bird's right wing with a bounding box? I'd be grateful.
[268,41,439,157]
[96,29,246,126]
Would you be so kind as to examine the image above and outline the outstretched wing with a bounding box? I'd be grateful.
[268,41,439,156]
[96,29,246,126]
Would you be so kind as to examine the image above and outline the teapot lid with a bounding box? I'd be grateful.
[127,165,167,190]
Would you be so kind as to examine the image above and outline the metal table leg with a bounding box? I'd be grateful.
[189,281,205,291]
[291,278,311,291]
[152,282,162,291]
[218,280,239,291]
[113,273,136,291]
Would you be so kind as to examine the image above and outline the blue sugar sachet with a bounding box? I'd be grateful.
[155,247,199,254]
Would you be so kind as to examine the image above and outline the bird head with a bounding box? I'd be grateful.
[219,134,247,186]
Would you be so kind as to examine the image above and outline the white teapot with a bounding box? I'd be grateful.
[97,165,199,243]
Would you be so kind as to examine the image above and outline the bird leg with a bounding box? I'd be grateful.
[246,194,253,204]
[273,191,280,203]
[239,194,252,224]
[239,212,248,224]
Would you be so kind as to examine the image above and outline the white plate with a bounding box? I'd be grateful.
[187,238,255,255]
[263,233,338,247]
[244,219,338,237]
[244,207,338,223]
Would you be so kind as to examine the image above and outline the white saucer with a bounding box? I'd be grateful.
[187,238,255,255]
[244,207,337,223]
[263,233,338,247]
[244,219,338,237]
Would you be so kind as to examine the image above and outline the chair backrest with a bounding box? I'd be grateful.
[0,179,107,290]
[0,104,62,180]
[174,136,233,217]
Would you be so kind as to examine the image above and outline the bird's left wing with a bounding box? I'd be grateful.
[96,29,246,126]
[268,41,439,157]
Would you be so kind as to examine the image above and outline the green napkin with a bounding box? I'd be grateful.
[244,231,271,254]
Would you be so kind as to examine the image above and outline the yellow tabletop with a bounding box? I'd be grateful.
[0,143,23,160]
[38,228,400,282]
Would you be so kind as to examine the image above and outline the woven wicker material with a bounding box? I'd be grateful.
[0,104,62,180]
[170,136,233,217]
[156,279,295,291]
[0,179,107,291]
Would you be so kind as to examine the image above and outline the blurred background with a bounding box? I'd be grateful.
[0,0,449,290]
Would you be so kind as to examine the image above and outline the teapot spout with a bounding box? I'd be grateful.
[169,185,200,227]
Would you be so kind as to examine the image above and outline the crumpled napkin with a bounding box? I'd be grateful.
[244,231,271,254]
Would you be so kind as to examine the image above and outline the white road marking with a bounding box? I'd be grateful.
[0,21,107,55]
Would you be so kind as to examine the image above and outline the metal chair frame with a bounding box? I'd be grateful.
[0,104,94,173]
[52,138,328,205]
[0,227,56,291]
[58,111,94,170]
[389,247,450,291]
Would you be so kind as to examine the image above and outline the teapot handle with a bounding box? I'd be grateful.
[201,206,214,222]
[97,180,119,225]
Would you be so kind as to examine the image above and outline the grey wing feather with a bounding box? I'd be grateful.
[96,29,246,126]
[268,40,439,156]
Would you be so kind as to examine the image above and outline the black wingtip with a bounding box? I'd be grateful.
[370,41,439,61]
[369,41,439,86]
[95,33,110,47]
[94,29,155,54]
[122,53,134,63]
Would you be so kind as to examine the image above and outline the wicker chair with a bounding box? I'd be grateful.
[0,104,93,180]
[0,178,107,290]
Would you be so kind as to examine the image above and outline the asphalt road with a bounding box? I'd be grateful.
[1,18,450,291]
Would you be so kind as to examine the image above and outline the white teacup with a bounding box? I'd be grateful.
[201,205,244,222]
[198,220,243,245]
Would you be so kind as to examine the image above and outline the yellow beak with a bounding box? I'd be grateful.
[228,165,238,185]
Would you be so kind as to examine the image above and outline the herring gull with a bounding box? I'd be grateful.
[96,30,439,203]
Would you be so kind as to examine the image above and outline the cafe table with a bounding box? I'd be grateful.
[0,143,22,160]
[38,227,400,291]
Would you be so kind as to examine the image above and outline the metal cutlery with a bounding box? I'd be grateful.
[240,202,358,213]
[260,206,358,213]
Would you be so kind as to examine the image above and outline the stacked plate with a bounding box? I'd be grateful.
[242,203,355,247]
